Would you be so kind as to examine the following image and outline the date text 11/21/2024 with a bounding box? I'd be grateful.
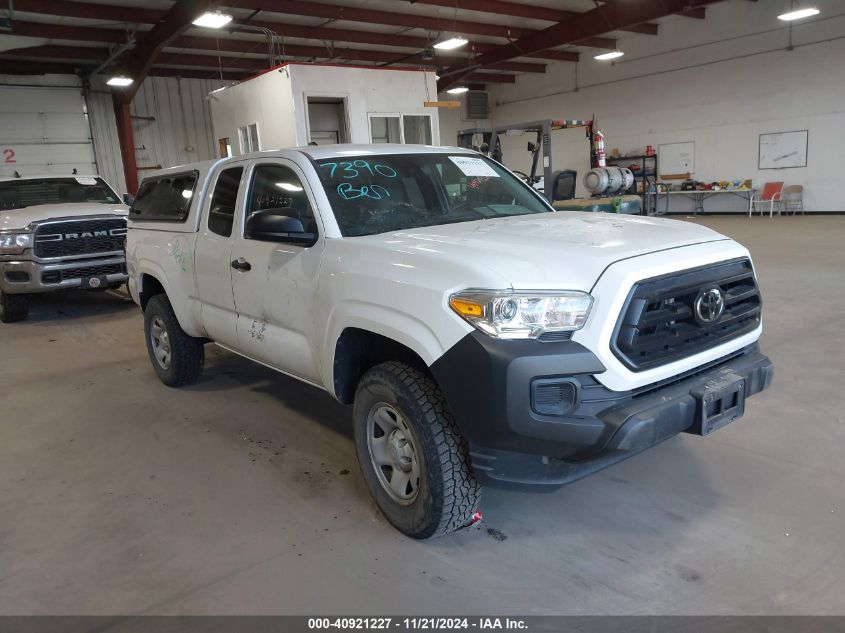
[307,617,528,630]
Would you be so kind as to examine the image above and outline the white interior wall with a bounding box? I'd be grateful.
[211,64,441,154]
[474,0,845,212]
[289,65,440,147]
[211,69,297,155]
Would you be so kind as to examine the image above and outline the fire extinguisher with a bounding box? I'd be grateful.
[592,129,606,168]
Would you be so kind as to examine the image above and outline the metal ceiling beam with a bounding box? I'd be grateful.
[437,0,725,90]
[118,0,219,101]
[0,57,243,80]
[13,0,162,22]
[235,0,533,39]
[9,20,135,44]
[237,0,623,46]
[7,22,548,73]
[1,45,522,83]
[407,0,660,36]
[462,72,515,83]
[9,5,580,62]
[240,19,583,59]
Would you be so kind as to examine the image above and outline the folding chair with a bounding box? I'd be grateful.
[782,185,805,215]
[749,181,784,218]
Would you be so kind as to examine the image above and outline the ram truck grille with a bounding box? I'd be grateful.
[34,218,126,258]
[612,258,761,371]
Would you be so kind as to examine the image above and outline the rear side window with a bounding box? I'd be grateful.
[207,167,244,237]
[130,171,198,222]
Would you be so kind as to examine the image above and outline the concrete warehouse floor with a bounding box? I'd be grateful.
[1,216,843,615]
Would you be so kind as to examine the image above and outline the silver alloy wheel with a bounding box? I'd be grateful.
[367,403,421,505]
[150,315,172,370]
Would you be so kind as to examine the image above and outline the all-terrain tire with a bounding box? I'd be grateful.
[0,291,29,323]
[143,294,204,387]
[353,361,481,539]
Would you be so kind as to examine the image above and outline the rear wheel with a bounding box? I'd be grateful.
[143,294,204,386]
[353,361,480,539]
[0,291,29,323]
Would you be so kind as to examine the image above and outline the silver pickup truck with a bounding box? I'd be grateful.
[0,174,129,322]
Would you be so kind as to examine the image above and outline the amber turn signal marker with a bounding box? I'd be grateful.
[449,297,484,318]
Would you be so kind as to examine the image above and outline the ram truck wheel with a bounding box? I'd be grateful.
[0,291,29,323]
[143,294,204,387]
[353,361,481,539]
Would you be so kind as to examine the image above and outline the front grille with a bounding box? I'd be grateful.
[41,262,126,284]
[34,218,126,258]
[612,258,761,371]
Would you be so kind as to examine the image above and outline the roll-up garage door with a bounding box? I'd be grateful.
[0,85,97,178]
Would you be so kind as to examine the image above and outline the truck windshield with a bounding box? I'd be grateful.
[0,177,120,211]
[314,153,552,237]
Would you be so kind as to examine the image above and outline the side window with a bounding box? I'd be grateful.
[207,167,243,237]
[130,171,198,222]
[245,164,317,235]
[238,124,260,153]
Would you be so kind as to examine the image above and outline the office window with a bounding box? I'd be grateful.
[238,123,260,153]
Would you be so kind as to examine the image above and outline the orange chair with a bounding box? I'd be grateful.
[749,181,784,218]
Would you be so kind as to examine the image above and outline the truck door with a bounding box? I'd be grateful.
[194,165,246,347]
[229,159,325,384]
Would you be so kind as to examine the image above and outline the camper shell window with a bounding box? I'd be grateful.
[130,171,199,222]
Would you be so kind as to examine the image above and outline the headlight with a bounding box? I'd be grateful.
[0,232,34,255]
[449,289,593,339]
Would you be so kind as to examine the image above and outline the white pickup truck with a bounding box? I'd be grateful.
[127,145,773,539]
[0,174,129,322]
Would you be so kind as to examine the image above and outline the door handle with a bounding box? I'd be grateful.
[231,258,251,272]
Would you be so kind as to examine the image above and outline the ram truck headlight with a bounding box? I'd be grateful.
[449,290,593,339]
[0,232,34,255]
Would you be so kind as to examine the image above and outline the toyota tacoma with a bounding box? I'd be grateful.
[126,145,773,539]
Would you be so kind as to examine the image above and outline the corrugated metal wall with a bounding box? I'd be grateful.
[86,78,126,194]
[85,75,225,194]
[130,76,225,175]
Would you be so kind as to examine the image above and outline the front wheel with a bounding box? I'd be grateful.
[353,362,481,539]
[143,294,204,386]
[0,291,29,323]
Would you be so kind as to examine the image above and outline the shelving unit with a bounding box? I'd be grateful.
[607,154,658,214]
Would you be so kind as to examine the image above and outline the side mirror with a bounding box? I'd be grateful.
[123,193,135,205]
[246,208,317,246]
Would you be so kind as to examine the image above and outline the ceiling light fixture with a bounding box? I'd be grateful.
[192,10,233,28]
[777,6,820,21]
[106,75,133,87]
[446,86,469,94]
[434,36,468,50]
[594,50,624,61]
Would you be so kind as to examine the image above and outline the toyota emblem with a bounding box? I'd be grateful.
[694,286,725,324]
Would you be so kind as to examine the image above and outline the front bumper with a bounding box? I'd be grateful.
[0,256,127,294]
[430,332,773,488]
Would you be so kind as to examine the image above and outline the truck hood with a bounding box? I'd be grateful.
[0,203,129,231]
[356,211,730,291]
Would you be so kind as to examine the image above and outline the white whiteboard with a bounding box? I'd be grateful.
[658,141,695,176]
[759,130,808,169]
